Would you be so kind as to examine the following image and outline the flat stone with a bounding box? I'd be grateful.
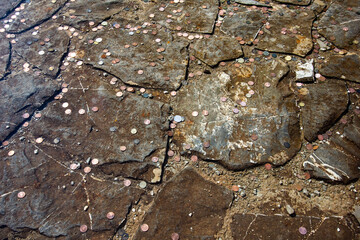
[3,0,67,33]
[78,23,188,90]
[0,57,61,142]
[14,23,70,78]
[146,0,218,33]
[319,54,360,83]
[193,36,243,66]
[28,64,170,183]
[318,0,360,50]
[0,0,22,18]
[133,167,233,240]
[57,0,130,30]
[234,0,270,7]
[0,34,10,79]
[303,114,360,183]
[221,7,266,42]
[299,80,349,142]
[274,0,311,6]
[172,59,302,170]
[231,214,355,239]
[0,138,143,238]
[256,9,315,57]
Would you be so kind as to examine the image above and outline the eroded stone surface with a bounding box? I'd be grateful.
[193,36,243,66]
[146,0,218,33]
[299,80,349,142]
[319,54,360,83]
[14,22,70,77]
[2,0,67,33]
[221,7,266,42]
[318,0,360,50]
[0,58,61,142]
[172,60,302,170]
[256,9,315,57]
[78,23,188,90]
[231,214,355,239]
[134,167,233,240]
[304,114,360,183]
[234,0,270,7]
[274,0,311,6]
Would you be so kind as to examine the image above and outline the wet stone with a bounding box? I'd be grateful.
[221,7,266,42]
[146,0,218,33]
[303,114,360,183]
[231,214,355,239]
[193,36,243,66]
[134,167,233,240]
[172,59,302,170]
[299,80,348,142]
[317,0,360,50]
[79,24,188,90]
[14,23,70,78]
[256,8,315,57]
[319,54,360,83]
[2,0,67,33]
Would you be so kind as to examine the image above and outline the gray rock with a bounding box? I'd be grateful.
[172,59,302,170]
[193,36,243,66]
[221,7,266,42]
[78,23,188,90]
[274,0,311,6]
[318,0,360,50]
[256,9,315,57]
[299,80,349,142]
[0,0,22,18]
[3,0,67,33]
[133,167,233,240]
[0,33,10,79]
[235,0,270,7]
[14,22,70,78]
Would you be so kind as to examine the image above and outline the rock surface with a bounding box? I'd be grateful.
[172,59,302,170]
[256,9,315,57]
[193,36,243,66]
[299,80,349,142]
[0,0,21,19]
[318,0,360,50]
[319,54,360,83]
[78,23,188,90]
[134,167,233,240]
[0,34,10,79]
[274,0,311,6]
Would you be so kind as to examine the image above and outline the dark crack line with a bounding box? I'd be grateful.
[0,0,26,20]
[6,0,70,35]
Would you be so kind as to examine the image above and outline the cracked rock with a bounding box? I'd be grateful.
[0,33,10,79]
[172,59,301,170]
[192,36,243,66]
[319,54,360,83]
[133,167,233,240]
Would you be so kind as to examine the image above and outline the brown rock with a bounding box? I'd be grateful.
[134,167,233,240]
[319,54,360,83]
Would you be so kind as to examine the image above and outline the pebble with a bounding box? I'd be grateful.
[285,204,295,215]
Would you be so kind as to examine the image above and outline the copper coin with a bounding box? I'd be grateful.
[17,191,26,199]
[106,212,115,220]
[84,167,92,173]
[140,224,149,232]
[80,225,88,233]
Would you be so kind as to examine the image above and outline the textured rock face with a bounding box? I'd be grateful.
[0,59,61,142]
[0,0,22,18]
[13,22,70,77]
[172,59,302,170]
[193,36,243,66]
[78,24,188,90]
[304,114,360,183]
[319,54,360,83]
[3,0,67,33]
[0,34,10,79]
[231,214,355,239]
[318,0,360,50]
[134,167,233,240]
[256,9,315,57]
[221,7,266,42]
[299,80,349,142]
[146,0,219,33]
[274,0,311,5]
